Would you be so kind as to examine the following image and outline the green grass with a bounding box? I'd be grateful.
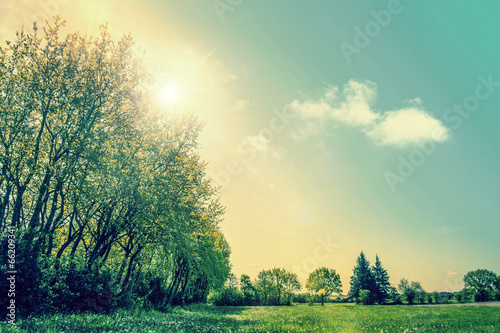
[1,303,499,332]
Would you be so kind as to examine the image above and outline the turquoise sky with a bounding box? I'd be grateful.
[2,0,499,292]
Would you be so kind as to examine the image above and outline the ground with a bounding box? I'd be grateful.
[1,303,500,332]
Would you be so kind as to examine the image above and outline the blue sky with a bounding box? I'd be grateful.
[2,0,499,292]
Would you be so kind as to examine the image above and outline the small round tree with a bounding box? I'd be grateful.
[306,267,342,305]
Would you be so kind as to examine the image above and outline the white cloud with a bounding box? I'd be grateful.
[288,80,379,126]
[366,108,451,146]
[332,80,379,127]
[288,99,331,119]
[289,80,451,147]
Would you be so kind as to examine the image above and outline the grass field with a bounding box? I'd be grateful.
[1,303,500,332]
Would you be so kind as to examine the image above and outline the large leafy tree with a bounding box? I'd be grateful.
[463,269,497,302]
[0,18,230,313]
[306,267,342,305]
[371,255,391,304]
[348,251,376,303]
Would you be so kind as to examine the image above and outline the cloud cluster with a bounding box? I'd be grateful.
[288,80,451,147]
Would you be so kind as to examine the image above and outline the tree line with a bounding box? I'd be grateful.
[210,251,500,306]
[0,18,231,316]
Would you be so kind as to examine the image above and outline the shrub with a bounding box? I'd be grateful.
[293,293,308,304]
[207,287,244,306]
[358,289,372,305]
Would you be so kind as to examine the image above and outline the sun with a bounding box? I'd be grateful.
[158,82,182,105]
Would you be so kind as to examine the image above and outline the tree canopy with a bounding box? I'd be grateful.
[306,267,342,306]
[0,18,230,315]
[464,269,498,302]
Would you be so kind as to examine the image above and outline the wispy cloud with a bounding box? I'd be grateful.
[288,80,451,147]
[241,134,287,160]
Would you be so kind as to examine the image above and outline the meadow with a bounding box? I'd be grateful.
[1,303,499,333]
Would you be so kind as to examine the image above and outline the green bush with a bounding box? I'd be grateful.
[358,289,372,305]
[293,293,308,303]
[207,287,244,306]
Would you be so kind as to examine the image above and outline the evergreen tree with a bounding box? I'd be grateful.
[348,251,376,303]
[371,254,391,304]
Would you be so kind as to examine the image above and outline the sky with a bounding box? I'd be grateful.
[2,0,500,293]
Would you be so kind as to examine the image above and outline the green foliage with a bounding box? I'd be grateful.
[388,286,401,304]
[306,267,342,306]
[371,255,391,304]
[239,274,257,306]
[348,251,376,303]
[432,291,442,304]
[457,288,473,303]
[358,289,371,305]
[397,278,425,305]
[3,304,500,332]
[463,269,497,302]
[0,17,230,315]
[207,287,244,306]
[255,268,301,305]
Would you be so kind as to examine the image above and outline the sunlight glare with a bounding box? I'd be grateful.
[159,82,182,105]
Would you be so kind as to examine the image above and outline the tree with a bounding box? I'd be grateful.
[282,271,301,305]
[348,251,376,304]
[306,267,342,306]
[463,269,497,302]
[240,274,257,305]
[371,255,391,304]
[388,286,400,304]
[255,269,274,305]
[0,18,230,313]
[397,278,425,305]
[255,268,300,305]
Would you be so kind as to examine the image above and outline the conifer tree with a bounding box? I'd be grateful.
[348,251,376,303]
[371,254,391,304]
